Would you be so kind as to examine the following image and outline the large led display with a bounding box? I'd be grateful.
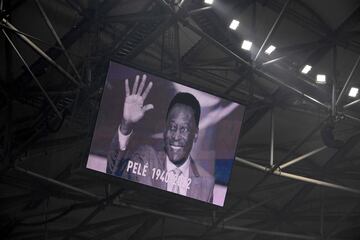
[86,62,245,206]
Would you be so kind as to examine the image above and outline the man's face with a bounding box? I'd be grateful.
[164,103,198,166]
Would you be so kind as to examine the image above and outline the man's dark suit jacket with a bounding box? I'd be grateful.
[107,132,215,202]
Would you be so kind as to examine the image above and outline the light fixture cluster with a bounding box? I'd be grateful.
[228,19,254,52]
[228,18,277,55]
[204,1,358,98]
[300,64,358,97]
[301,64,324,84]
[209,1,279,55]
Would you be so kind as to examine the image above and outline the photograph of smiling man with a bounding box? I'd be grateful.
[86,62,245,206]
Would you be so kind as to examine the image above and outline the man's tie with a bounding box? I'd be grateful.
[171,168,182,194]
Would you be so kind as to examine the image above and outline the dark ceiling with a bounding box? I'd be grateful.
[1,0,360,239]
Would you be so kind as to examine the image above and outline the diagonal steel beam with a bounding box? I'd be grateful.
[223,196,278,223]
[279,146,327,170]
[254,0,291,62]
[326,202,360,239]
[104,12,170,23]
[343,113,360,124]
[14,166,100,200]
[2,30,62,119]
[336,55,360,106]
[128,215,161,240]
[64,0,85,15]
[224,69,252,95]
[260,0,360,53]
[0,21,68,50]
[10,214,146,239]
[62,188,124,240]
[331,47,337,117]
[12,0,121,86]
[334,5,360,33]
[270,109,275,166]
[35,0,81,81]
[296,0,332,33]
[2,19,80,87]
[343,99,360,109]
[124,16,177,61]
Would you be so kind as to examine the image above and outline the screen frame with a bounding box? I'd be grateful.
[82,59,248,208]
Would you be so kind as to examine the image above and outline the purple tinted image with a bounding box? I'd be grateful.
[86,62,245,206]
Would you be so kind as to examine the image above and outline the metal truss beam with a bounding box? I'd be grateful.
[11,214,146,239]
[36,0,81,81]
[224,69,251,95]
[114,201,320,240]
[326,202,360,239]
[2,30,63,118]
[11,0,120,87]
[104,12,170,23]
[267,109,274,167]
[239,105,271,138]
[223,196,278,223]
[236,157,360,194]
[334,5,360,33]
[275,40,330,56]
[62,205,106,240]
[124,17,176,61]
[295,0,332,33]
[184,65,239,71]
[14,167,100,200]
[261,0,360,53]
[128,215,161,240]
[3,167,325,240]
[2,19,79,86]
[197,118,329,238]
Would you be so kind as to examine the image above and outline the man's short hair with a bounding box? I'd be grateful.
[166,92,201,127]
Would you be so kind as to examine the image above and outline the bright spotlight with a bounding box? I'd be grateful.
[265,45,276,55]
[301,65,312,74]
[316,74,326,84]
[229,19,240,30]
[348,87,359,98]
[204,0,214,4]
[241,40,252,51]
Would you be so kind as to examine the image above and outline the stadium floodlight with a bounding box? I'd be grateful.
[241,40,252,51]
[204,0,214,4]
[301,65,312,74]
[316,74,326,84]
[348,87,359,98]
[229,19,240,30]
[265,45,276,55]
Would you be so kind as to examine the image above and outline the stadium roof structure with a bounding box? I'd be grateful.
[1,0,360,239]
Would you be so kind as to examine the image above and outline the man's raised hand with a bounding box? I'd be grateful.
[121,74,153,135]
